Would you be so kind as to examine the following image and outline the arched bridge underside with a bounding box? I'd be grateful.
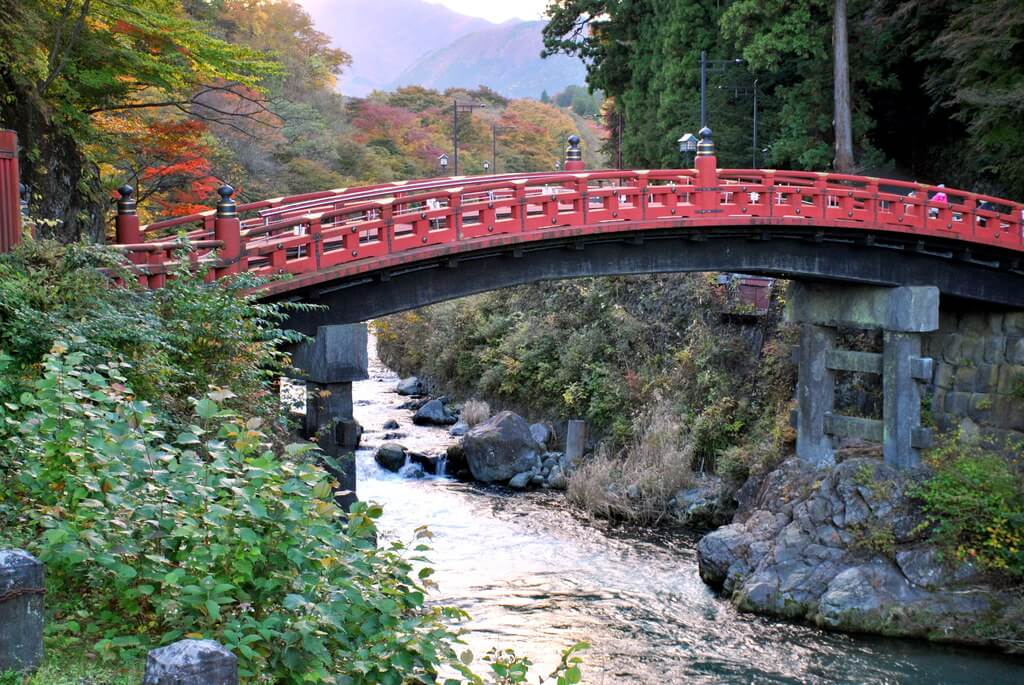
[270,227,1024,335]
[117,166,1024,334]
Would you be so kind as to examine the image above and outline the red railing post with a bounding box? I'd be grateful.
[564,135,585,172]
[214,184,242,278]
[0,129,22,252]
[114,185,147,269]
[695,126,719,215]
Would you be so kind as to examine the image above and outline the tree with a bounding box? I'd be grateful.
[832,0,855,171]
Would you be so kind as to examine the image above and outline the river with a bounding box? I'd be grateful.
[351,337,1023,684]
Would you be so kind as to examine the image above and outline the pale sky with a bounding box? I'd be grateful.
[422,0,549,22]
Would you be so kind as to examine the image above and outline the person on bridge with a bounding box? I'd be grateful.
[929,184,948,218]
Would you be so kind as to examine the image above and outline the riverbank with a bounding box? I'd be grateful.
[352,338,1024,682]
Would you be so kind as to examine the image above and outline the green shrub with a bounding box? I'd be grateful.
[0,240,305,421]
[1,348,469,682]
[914,434,1024,578]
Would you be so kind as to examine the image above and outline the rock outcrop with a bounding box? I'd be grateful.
[697,457,1023,650]
[462,411,542,482]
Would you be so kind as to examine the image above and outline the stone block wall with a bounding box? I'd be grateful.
[922,310,1024,442]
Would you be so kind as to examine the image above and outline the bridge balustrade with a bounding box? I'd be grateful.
[106,154,1023,289]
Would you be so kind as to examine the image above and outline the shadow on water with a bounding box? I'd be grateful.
[353,336,1024,684]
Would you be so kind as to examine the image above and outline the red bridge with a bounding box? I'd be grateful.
[5,131,1024,332]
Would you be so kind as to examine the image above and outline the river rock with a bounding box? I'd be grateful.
[413,399,457,426]
[508,471,532,489]
[529,422,552,449]
[462,411,542,482]
[396,376,425,396]
[696,457,1024,650]
[374,443,407,472]
[408,451,445,476]
[547,465,569,490]
[445,443,472,480]
[670,476,731,530]
[382,419,400,430]
[449,421,469,437]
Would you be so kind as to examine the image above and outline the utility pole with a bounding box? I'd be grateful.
[452,99,486,176]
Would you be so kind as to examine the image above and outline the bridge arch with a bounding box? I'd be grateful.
[269,225,1024,334]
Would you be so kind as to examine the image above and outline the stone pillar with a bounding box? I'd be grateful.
[795,324,836,467]
[290,324,369,512]
[142,639,237,685]
[786,282,938,470]
[565,420,587,462]
[0,549,44,673]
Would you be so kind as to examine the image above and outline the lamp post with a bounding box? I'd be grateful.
[554,161,561,171]
[677,132,698,167]
[483,160,490,174]
[700,51,745,130]
[452,99,486,176]
[438,153,449,176]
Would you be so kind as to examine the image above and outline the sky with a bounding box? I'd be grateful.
[299,0,549,23]
[422,0,549,22]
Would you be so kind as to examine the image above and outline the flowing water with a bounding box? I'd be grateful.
[352,338,1023,684]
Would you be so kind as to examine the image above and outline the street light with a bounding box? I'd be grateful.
[483,160,490,174]
[452,100,486,176]
[700,51,745,130]
[438,153,449,175]
[554,161,561,171]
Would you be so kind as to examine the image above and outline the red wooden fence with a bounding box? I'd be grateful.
[0,130,21,252]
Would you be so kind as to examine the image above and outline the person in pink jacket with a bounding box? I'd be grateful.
[929,184,948,217]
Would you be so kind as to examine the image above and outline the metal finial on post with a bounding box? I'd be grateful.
[114,184,142,247]
[564,134,584,171]
[116,184,136,215]
[696,126,715,157]
[216,184,237,219]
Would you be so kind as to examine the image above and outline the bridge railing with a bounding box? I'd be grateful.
[112,161,1024,289]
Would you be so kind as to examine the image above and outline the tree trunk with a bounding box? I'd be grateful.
[832,0,855,172]
[0,70,106,244]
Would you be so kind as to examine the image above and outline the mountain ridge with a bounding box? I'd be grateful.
[388,20,587,99]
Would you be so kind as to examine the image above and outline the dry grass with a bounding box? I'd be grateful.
[461,399,491,427]
[567,400,694,524]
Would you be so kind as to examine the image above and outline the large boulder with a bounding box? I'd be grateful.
[395,376,425,396]
[374,443,407,472]
[413,399,457,426]
[462,411,542,482]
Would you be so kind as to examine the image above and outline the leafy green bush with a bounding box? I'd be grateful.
[914,434,1024,578]
[1,348,469,682]
[0,240,303,421]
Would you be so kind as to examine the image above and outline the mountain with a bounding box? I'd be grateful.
[301,0,493,96]
[388,20,587,98]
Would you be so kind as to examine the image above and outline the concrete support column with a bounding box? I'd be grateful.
[289,324,368,513]
[796,324,836,467]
